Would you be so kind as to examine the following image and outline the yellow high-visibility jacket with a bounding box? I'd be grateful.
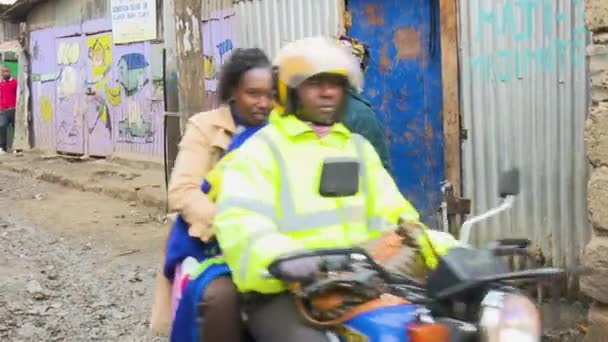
[214,111,420,294]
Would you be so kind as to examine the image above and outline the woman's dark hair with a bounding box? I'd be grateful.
[218,48,271,103]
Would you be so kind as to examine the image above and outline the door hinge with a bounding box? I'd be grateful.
[460,129,468,141]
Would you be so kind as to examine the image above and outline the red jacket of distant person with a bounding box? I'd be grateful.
[0,77,17,110]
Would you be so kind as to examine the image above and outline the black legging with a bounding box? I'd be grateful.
[196,276,245,341]
[0,107,15,150]
[243,293,331,342]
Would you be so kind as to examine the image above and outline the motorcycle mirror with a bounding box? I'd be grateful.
[498,169,520,198]
[459,169,520,245]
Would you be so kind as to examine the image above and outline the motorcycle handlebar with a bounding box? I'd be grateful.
[477,267,565,283]
[265,247,424,287]
[265,247,572,294]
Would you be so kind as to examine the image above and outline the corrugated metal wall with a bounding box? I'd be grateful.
[199,0,344,108]
[459,0,590,287]
[232,0,344,60]
[202,0,233,18]
[83,0,109,22]
[0,21,19,41]
[54,0,87,27]
[27,0,110,31]
[27,0,56,30]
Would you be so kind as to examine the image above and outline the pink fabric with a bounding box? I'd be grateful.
[311,124,331,138]
[170,265,185,319]
[169,257,205,321]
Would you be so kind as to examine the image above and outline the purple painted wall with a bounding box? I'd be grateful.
[112,42,164,157]
[30,29,57,151]
[85,31,113,156]
[55,34,86,154]
[29,18,165,159]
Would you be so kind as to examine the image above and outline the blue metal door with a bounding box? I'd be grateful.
[348,0,445,223]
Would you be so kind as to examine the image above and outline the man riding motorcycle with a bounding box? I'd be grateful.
[213,36,459,342]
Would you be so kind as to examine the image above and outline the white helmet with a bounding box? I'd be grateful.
[273,36,362,108]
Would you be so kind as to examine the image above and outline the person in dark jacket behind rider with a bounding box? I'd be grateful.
[338,35,392,174]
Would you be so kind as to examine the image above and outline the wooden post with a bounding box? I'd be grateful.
[173,0,205,128]
[13,22,30,152]
[439,0,461,196]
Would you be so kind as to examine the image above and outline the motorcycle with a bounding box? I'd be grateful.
[267,169,565,341]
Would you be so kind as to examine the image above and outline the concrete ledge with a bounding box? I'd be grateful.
[0,152,166,210]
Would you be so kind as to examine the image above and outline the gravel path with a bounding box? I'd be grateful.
[0,170,167,341]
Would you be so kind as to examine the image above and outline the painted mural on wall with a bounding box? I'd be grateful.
[55,36,85,154]
[115,51,154,143]
[30,29,57,151]
[30,21,165,159]
[201,8,236,106]
[40,95,53,122]
[85,32,114,156]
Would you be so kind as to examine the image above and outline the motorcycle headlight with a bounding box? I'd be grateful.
[479,291,541,342]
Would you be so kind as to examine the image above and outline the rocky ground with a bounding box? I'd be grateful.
[0,169,167,341]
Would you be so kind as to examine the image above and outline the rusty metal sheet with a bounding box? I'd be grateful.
[348,0,445,222]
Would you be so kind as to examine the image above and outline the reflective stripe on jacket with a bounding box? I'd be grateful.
[214,111,419,293]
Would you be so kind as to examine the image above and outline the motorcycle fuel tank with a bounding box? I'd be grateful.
[337,304,418,341]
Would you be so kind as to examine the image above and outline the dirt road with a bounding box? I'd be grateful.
[0,163,587,341]
[0,170,167,341]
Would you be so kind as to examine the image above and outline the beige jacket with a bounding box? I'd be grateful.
[168,105,236,241]
[150,105,235,336]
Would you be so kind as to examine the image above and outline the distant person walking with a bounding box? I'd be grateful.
[0,66,17,154]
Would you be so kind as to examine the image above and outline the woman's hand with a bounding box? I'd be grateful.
[190,223,215,242]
